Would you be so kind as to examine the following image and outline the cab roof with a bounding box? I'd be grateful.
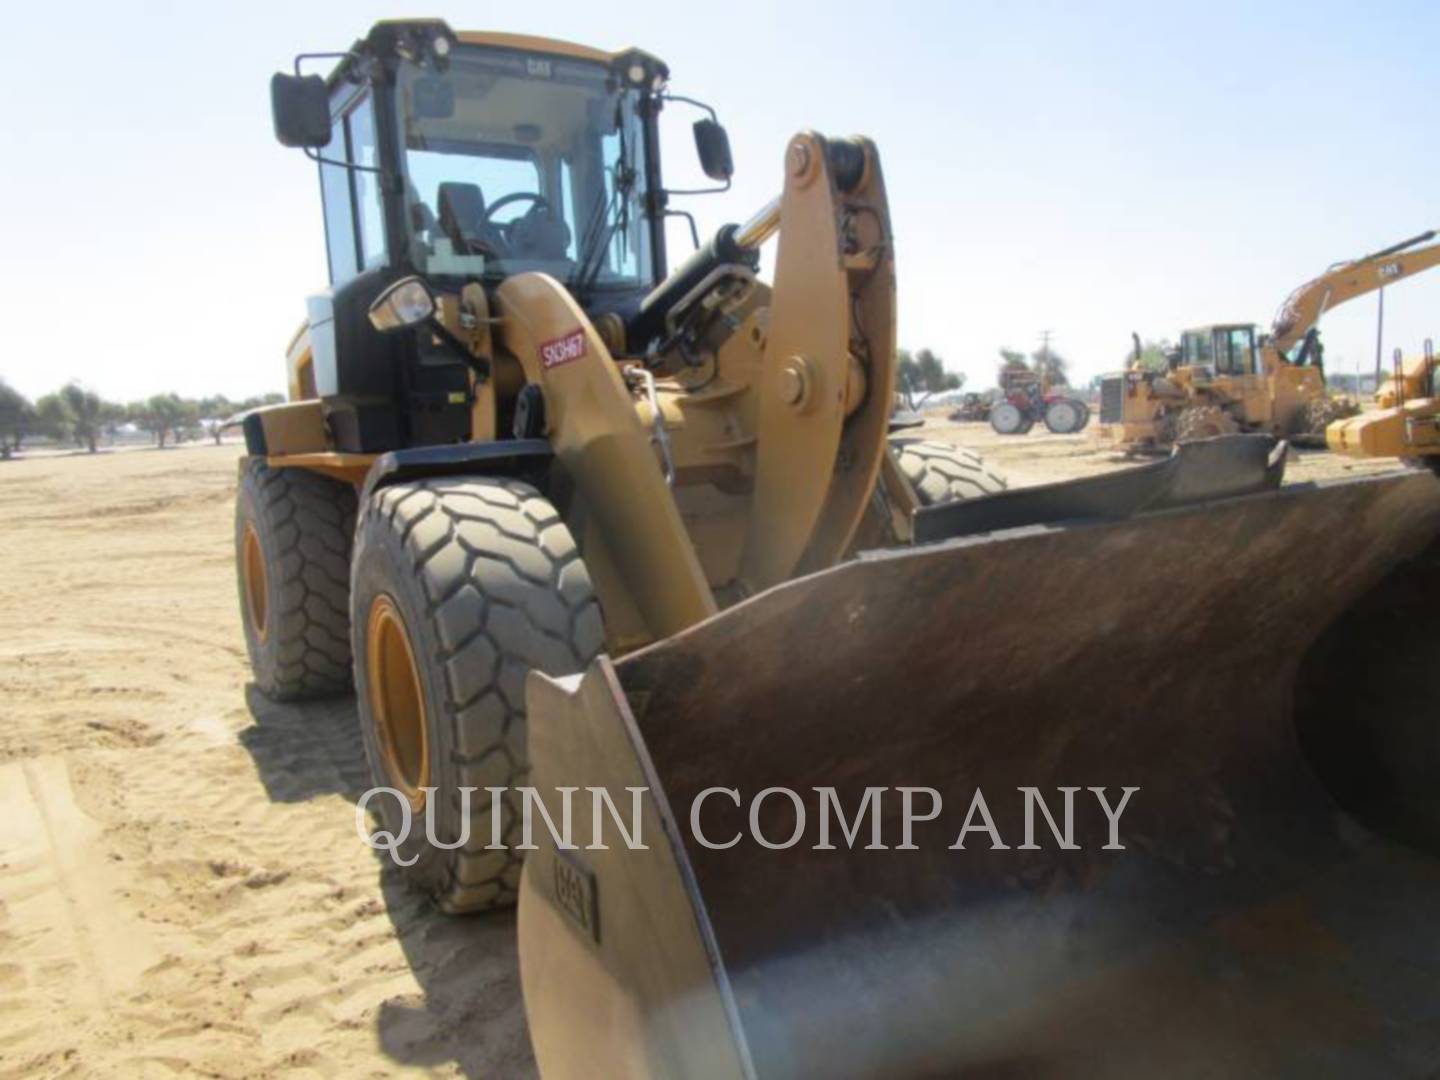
[454,30,630,66]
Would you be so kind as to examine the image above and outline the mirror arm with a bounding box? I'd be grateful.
[300,148,385,173]
[663,179,731,197]
[664,208,701,249]
[657,92,732,193]
[661,93,718,123]
[292,50,376,82]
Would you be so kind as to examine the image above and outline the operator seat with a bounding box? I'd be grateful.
[437,182,502,255]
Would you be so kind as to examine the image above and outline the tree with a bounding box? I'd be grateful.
[132,393,195,448]
[896,348,963,409]
[1128,338,1175,374]
[35,394,69,441]
[173,397,201,443]
[1030,345,1070,387]
[997,347,1030,384]
[0,380,33,460]
[235,392,284,412]
[52,383,113,453]
[197,394,233,419]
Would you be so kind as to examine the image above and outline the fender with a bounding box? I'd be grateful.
[358,438,554,503]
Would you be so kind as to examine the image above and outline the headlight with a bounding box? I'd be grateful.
[368,277,436,333]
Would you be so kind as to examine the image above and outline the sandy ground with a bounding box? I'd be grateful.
[0,443,530,1079]
[0,427,1411,1078]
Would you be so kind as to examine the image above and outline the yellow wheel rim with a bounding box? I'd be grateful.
[242,523,269,643]
[367,594,429,810]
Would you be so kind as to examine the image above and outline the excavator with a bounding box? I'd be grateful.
[1328,338,1440,466]
[1099,230,1440,450]
[244,20,1440,1076]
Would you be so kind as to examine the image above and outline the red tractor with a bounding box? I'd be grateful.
[990,368,1090,435]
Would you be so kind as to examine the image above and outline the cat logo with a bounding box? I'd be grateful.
[526,58,553,78]
[1378,260,1403,280]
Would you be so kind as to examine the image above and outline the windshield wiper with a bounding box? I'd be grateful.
[567,98,636,305]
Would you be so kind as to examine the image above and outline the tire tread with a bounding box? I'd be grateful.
[353,477,602,913]
[238,460,356,701]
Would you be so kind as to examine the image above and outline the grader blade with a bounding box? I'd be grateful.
[520,469,1440,1078]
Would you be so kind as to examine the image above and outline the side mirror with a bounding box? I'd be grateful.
[270,73,331,148]
[368,277,436,333]
[693,119,734,182]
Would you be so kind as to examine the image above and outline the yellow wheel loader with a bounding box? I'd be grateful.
[1099,231,1440,451]
[246,18,999,903]
[241,20,1440,1076]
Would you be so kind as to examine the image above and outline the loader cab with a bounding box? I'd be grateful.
[275,22,705,309]
[270,21,733,453]
[1181,325,1259,378]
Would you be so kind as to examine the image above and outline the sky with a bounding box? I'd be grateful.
[2,0,1438,403]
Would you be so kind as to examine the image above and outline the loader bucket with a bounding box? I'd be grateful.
[519,469,1440,1078]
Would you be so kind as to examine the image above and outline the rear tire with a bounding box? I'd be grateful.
[891,438,1008,505]
[235,460,356,701]
[351,477,603,914]
[1043,399,1085,434]
[1175,405,1240,442]
[990,402,1027,435]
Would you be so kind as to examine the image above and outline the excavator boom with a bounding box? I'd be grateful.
[1271,228,1440,355]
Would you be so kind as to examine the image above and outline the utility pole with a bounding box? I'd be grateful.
[1037,329,1053,381]
[1373,288,1385,392]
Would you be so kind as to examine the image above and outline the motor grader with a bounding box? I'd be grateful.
[242,19,1440,1077]
[1098,230,1440,451]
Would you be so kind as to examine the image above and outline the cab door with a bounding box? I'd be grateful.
[1215,326,1267,424]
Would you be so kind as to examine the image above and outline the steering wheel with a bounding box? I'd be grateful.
[483,192,550,226]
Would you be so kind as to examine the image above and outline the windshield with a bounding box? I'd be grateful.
[396,45,653,292]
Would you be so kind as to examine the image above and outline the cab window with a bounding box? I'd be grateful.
[1215,327,1256,375]
[349,98,388,271]
[395,45,654,290]
[318,91,388,286]
[1183,332,1214,367]
[319,122,357,283]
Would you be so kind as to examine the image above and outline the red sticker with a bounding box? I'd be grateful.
[539,328,587,369]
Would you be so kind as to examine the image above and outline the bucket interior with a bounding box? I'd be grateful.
[615,473,1440,1077]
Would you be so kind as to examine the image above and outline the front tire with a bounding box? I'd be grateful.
[1297,395,1358,435]
[351,477,603,914]
[235,460,356,701]
[990,402,1028,435]
[1043,399,1085,434]
[1176,405,1240,442]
